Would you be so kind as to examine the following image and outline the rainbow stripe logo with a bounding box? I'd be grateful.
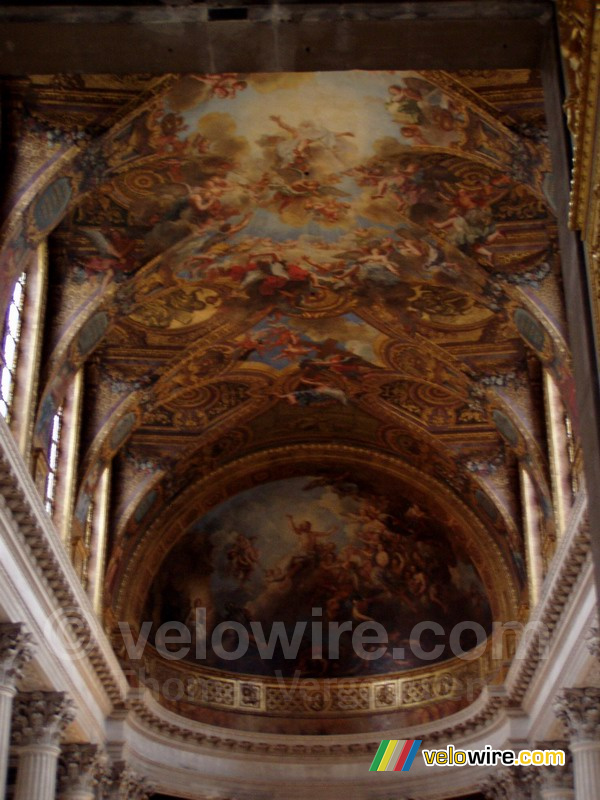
[369,739,422,772]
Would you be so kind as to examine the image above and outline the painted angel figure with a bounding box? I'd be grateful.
[268,114,355,169]
[226,532,259,583]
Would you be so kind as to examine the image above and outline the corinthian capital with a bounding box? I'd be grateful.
[555,687,600,741]
[101,760,154,800]
[535,741,573,790]
[586,626,600,660]
[0,622,34,688]
[481,765,538,799]
[58,744,107,795]
[11,691,75,747]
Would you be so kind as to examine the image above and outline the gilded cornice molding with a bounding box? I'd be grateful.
[123,683,507,759]
[135,644,486,719]
[558,0,600,231]
[558,2,600,347]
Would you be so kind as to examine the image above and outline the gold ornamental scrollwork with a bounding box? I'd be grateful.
[558,2,600,398]
[133,640,499,720]
[557,0,599,232]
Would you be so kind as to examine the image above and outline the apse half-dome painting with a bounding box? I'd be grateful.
[143,475,493,678]
[2,66,580,729]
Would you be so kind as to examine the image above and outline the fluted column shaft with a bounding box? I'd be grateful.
[0,683,17,795]
[15,742,61,800]
[555,688,600,800]
[570,740,600,800]
[12,691,75,800]
[0,623,33,798]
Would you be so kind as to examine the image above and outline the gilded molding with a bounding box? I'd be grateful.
[134,645,485,718]
[558,3,600,359]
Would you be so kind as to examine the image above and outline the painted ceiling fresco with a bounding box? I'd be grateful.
[143,475,493,678]
[0,69,578,723]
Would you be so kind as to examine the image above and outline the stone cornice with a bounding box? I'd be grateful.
[505,489,590,705]
[0,418,126,705]
[0,621,34,688]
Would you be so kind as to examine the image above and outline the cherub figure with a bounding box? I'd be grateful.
[226,532,259,583]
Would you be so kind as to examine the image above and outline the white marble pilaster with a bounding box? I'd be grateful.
[555,688,600,800]
[0,623,33,799]
[12,690,75,800]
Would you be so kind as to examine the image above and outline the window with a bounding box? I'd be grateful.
[44,406,63,515]
[0,272,27,420]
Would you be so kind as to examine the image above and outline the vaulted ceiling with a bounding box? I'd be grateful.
[1,67,575,730]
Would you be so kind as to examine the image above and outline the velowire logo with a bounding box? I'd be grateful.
[369,739,422,772]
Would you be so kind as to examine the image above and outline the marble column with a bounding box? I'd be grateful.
[0,623,33,799]
[536,741,574,800]
[555,688,600,800]
[12,690,75,800]
[57,743,106,800]
[101,760,154,799]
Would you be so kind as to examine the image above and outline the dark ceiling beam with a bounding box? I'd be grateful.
[0,1,552,74]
